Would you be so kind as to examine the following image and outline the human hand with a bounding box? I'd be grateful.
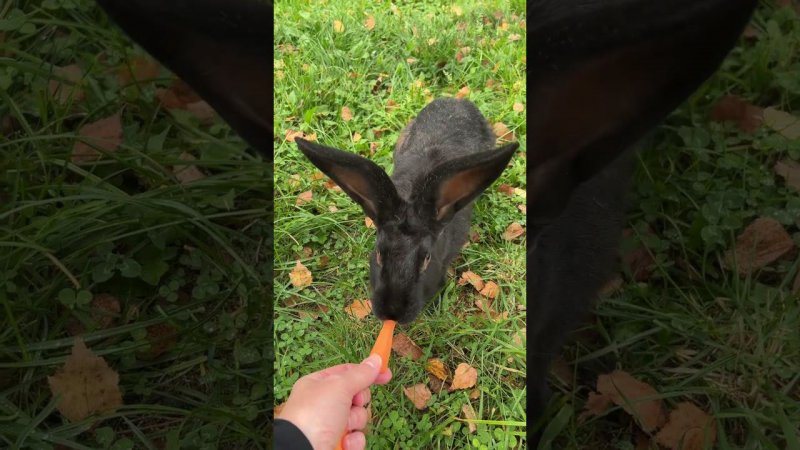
[278,354,393,450]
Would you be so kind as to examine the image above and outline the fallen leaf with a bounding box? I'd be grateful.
[311,172,325,181]
[426,358,449,380]
[622,227,657,282]
[513,102,524,113]
[403,383,432,410]
[428,373,450,392]
[518,204,526,214]
[513,188,526,199]
[709,95,763,133]
[451,5,463,16]
[385,99,398,112]
[512,328,526,347]
[598,274,624,296]
[48,338,122,422]
[502,223,525,240]
[449,363,478,391]
[71,112,123,163]
[333,20,345,33]
[305,132,318,142]
[479,281,499,299]
[655,402,716,450]
[173,152,206,184]
[90,294,120,329]
[285,129,305,142]
[763,107,800,139]
[352,132,362,142]
[49,64,84,104]
[461,403,478,433]
[320,255,330,268]
[724,217,795,275]
[323,179,342,192]
[493,122,515,142]
[296,190,313,206]
[185,101,216,124]
[341,106,353,122]
[369,142,379,154]
[143,323,177,358]
[485,79,496,89]
[774,160,800,191]
[458,271,485,291]
[508,33,522,41]
[392,333,423,360]
[406,57,417,64]
[469,388,480,400]
[588,370,666,432]
[550,356,573,388]
[364,16,376,30]
[289,261,313,289]
[497,183,514,196]
[581,391,614,421]
[365,217,375,228]
[345,299,372,320]
[116,55,160,85]
[455,86,470,99]
[155,79,202,110]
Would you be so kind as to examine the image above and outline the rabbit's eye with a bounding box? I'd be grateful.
[376,251,382,267]
[420,253,431,272]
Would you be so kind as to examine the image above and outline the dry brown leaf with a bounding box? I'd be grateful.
[352,132,362,142]
[311,171,325,181]
[90,294,120,329]
[469,388,480,400]
[333,20,345,33]
[289,261,313,289]
[426,358,449,381]
[143,323,177,359]
[116,55,160,85]
[497,183,514,196]
[341,106,353,121]
[49,64,84,104]
[724,217,795,275]
[492,122,514,142]
[428,373,450,392]
[479,281,499,299]
[285,129,305,142]
[71,112,123,163]
[406,57,417,64]
[296,190,313,206]
[369,141,379,155]
[512,328,526,347]
[655,402,716,450]
[385,99,398,112]
[403,383,432,410]
[458,271,485,291]
[513,102,524,113]
[48,338,122,422]
[185,101,216,124]
[461,403,478,433]
[156,79,202,109]
[502,222,525,240]
[392,333,423,360]
[173,152,206,184]
[709,95,763,133]
[455,86,470,99]
[345,299,372,320]
[365,217,375,228]
[449,363,478,391]
[581,391,614,422]
[598,274,624,297]
[763,107,800,139]
[364,16,376,30]
[774,159,800,191]
[451,5,464,16]
[508,33,522,41]
[595,370,665,432]
[323,179,343,192]
[518,204,526,214]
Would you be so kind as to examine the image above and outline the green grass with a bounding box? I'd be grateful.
[1,1,271,449]
[547,3,800,449]
[273,1,527,449]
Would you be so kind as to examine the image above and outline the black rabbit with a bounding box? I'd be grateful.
[296,99,518,324]
[524,0,757,440]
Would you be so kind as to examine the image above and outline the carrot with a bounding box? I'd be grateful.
[334,320,396,450]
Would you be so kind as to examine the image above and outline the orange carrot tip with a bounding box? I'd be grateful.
[369,320,396,373]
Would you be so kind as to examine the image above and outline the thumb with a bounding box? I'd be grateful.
[339,354,382,394]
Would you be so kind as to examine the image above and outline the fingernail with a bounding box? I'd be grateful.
[362,354,381,369]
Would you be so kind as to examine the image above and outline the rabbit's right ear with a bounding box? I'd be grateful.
[527,0,757,220]
[295,138,402,226]
[97,0,270,157]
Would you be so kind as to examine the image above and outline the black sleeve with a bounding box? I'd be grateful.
[274,418,315,450]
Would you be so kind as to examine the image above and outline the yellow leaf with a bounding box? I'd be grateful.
[364,16,376,30]
[333,20,345,33]
[289,261,313,288]
[47,338,122,423]
[426,358,450,380]
[352,132,362,142]
[451,5,463,16]
[513,102,524,113]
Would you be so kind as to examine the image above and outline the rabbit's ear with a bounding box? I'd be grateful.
[527,0,757,217]
[415,143,518,223]
[295,138,402,225]
[96,0,270,157]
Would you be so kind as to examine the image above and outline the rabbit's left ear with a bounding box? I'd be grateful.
[97,0,270,157]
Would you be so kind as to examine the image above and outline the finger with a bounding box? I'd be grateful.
[352,388,371,407]
[374,368,392,385]
[343,431,366,450]
[334,354,381,395]
[306,362,361,380]
[347,406,369,431]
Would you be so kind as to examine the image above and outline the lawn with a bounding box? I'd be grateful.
[544,2,800,449]
[273,1,527,449]
[1,1,271,449]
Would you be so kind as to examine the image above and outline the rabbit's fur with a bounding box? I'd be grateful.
[297,99,518,324]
